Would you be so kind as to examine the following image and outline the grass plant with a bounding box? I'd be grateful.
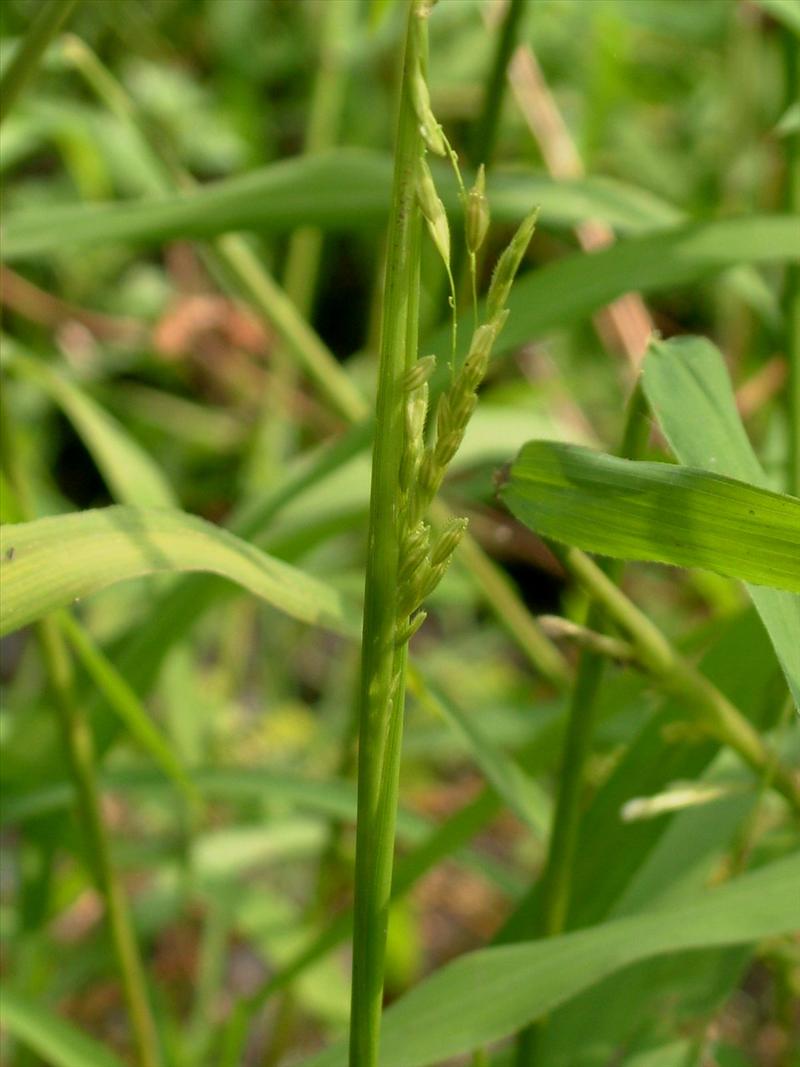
[0,3,798,1067]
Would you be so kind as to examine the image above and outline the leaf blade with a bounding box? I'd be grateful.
[0,506,359,637]
[0,149,681,258]
[642,335,800,703]
[501,443,800,592]
[0,988,127,1067]
[303,853,800,1067]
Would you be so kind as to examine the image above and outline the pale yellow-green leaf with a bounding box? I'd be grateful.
[0,506,359,638]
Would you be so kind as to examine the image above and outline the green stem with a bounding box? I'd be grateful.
[186,895,231,1062]
[218,785,502,1063]
[783,27,800,496]
[514,383,650,1066]
[35,619,161,1067]
[349,5,424,1062]
[539,386,650,930]
[0,403,160,1067]
[282,0,354,313]
[559,546,800,814]
[471,0,527,169]
[0,0,79,126]
[249,0,358,485]
[215,234,367,422]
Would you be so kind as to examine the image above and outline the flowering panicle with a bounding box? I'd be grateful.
[393,15,537,651]
[393,213,536,642]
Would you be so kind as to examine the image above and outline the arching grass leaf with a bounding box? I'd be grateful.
[0,506,359,637]
[303,852,800,1067]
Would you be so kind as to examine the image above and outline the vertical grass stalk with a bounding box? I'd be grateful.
[0,0,79,126]
[514,383,651,1067]
[62,35,366,424]
[350,8,540,1057]
[783,26,800,496]
[249,0,358,485]
[471,0,527,169]
[34,619,161,1067]
[348,4,426,1062]
[0,404,160,1067]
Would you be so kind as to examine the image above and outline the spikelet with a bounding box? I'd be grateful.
[465,164,490,254]
[417,161,450,267]
[402,354,436,393]
[415,448,441,514]
[430,517,468,567]
[405,383,428,447]
[486,208,538,321]
[459,317,506,391]
[398,521,431,589]
[410,66,446,156]
[399,365,429,492]
[395,610,428,647]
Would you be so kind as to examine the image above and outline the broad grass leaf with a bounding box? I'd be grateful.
[642,338,766,485]
[303,852,800,1067]
[501,442,800,592]
[4,354,197,801]
[0,506,359,637]
[0,988,126,1067]
[642,334,800,704]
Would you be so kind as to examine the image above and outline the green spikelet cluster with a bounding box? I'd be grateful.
[393,211,537,647]
[390,0,538,653]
